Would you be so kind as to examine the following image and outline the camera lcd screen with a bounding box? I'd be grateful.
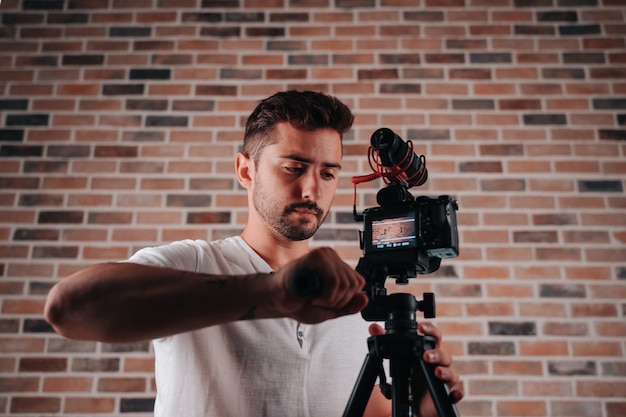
[369,215,417,251]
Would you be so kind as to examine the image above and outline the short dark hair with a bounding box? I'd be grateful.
[243,90,354,162]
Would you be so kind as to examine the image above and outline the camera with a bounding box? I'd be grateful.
[352,128,460,318]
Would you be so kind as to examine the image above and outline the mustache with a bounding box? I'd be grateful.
[285,202,323,217]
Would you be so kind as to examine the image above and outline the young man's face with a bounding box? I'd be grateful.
[249,122,343,242]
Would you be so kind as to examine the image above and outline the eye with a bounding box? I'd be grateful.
[321,170,337,180]
[284,165,305,175]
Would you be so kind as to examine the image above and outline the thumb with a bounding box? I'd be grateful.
[368,323,385,336]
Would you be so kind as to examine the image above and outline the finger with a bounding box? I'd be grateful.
[368,323,385,336]
[418,321,442,345]
[424,347,453,367]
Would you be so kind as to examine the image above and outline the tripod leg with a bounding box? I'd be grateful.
[343,351,383,417]
[389,356,413,417]
[415,336,460,417]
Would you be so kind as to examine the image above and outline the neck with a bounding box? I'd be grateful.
[240,227,310,271]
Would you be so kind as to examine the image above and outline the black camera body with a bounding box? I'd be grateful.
[361,192,459,277]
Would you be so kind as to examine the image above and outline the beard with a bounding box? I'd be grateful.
[252,178,327,241]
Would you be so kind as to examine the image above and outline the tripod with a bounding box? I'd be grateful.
[342,292,460,417]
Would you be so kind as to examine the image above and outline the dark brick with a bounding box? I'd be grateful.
[13,228,59,241]
[533,213,577,226]
[549,361,596,376]
[102,84,144,96]
[19,194,64,206]
[246,27,285,37]
[599,129,626,140]
[523,114,567,125]
[446,39,487,49]
[23,319,54,333]
[407,129,450,140]
[563,52,605,64]
[560,24,601,36]
[336,0,375,6]
[405,11,444,21]
[590,68,626,79]
[195,85,237,96]
[67,0,109,9]
[270,12,309,23]
[109,27,152,37]
[166,194,212,207]
[101,342,150,353]
[514,25,555,36]
[187,212,231,224]
[47,13,89,24]
[0,100,28,110]
[38,211,84,224]
[513,231,558,243]
[220,68,262,79]
[0,177,40,189]
[0,129,24,141]
[470,53,512,64]
[424,53,465,64]
[540,283,586,298]
[542,68,586,79]
[0,145,44,157]
[145,116,188,127]
[578,180,623,192]
[6,114,49,126]
[499,99,542,110]
[267,69,307,80]
[201,0,239,6]
[593,98,626,109]
[602,361,626,377]
[62,54,104,66]
[20,357,68,372]
[23,0,64,9]
[181,12,222,23]
[129,68,171,80]
[2,13,45,25]
[225,12,265,22]
[380,54,420,65]
[459,161,503,173]
[122,131,165,142]
[72,358,120,372]
[468,342,515,355]
[24,160,69,173]
[47,145,91,158]
[537,11,578,22]
[489,322,537,336]
[380,84,421,94]
[173,100,215,112]
[358,69,398,80]
[452,99,495,110]
[120,398,155,413]
[126,99,168,111]
[288,54,328,65]
[94,146,138,158]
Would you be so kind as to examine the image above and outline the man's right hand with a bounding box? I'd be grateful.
[271,247,369,324]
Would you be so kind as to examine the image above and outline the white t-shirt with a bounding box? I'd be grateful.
[127,236,373,417]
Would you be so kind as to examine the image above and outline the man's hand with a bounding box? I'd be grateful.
[272,247,369,324]
[368,322,464,417]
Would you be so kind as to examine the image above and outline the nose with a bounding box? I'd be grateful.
[301,171,321,202]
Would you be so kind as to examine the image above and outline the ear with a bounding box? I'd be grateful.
[235,152,254,189]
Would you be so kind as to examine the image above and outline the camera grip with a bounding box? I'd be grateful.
[290,268,322,298]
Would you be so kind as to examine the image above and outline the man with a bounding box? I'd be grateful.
[45,90,463,416]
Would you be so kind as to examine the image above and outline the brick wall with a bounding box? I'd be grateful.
[1,0,625,415]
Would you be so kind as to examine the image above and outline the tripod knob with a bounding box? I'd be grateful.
[420,292,436,318]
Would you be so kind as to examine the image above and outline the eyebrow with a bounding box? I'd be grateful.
[279,154,342,170]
